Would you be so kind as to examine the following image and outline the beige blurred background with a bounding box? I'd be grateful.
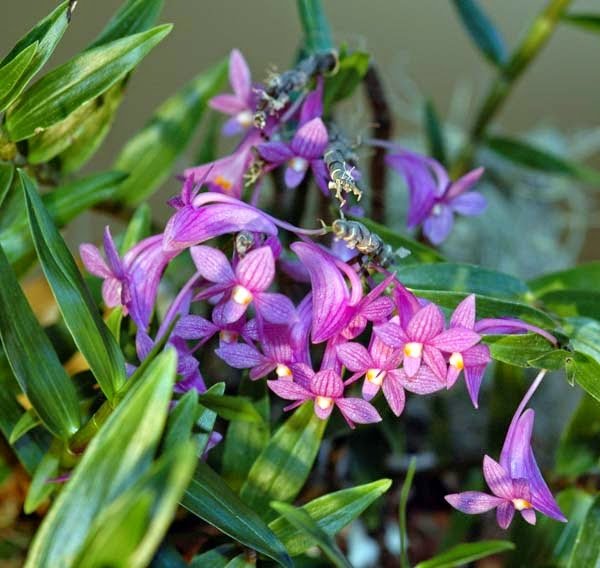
[2,0,599,257]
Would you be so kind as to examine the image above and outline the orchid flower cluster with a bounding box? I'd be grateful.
[80,48,566,530]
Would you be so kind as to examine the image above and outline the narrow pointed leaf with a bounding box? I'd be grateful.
[9,408,41,444]
[567,494,600,567]
[240,402,327,519]
[197,393,265,424]
[567,351,600,403]
[0,43,38,112]
[0,1,69,111]
[0,162,15,208]
[271,501,351,568]
[115,58,227,205]
[25,349,176,568]
[482,334,557,367]
[414,540,515,568]
[181,462,292,567]
[296,0,334,53]
[121,203,151,253]
[6,25,172,141]
[195,382,225,455]
[0,242,80,439]
[451,0,508,66]
[424,99,447,165]
[539,289,600,321]
[485,135,600,184]
[23,171,126,400]
[24,446,60,513]
[562,13,600,33]
[269,479,391,556]
[323,50,370,110]
[162,390,199,451]
[89,0,165,49]
[529,262,600,296]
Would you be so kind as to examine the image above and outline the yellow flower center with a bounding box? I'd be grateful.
[236,110,253,128]
[276,364,292,378]
[366,368,385,386]
[219,330,238,343]
[214,175,233,192]
[512,498,532,511]
[316,396,333,410]
[289,157,309,172]
[449,352,464,370]
[231,285,253,305]
[404,342,423,358]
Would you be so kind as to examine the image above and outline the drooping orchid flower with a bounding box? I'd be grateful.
[445,370,567,528]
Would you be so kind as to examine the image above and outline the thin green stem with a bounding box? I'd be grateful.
[399,456,417,568]
[296,0,334,53]
[452,0,573,176]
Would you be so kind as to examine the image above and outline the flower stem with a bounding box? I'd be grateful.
[451,0,573,177]
[296,0,334,53]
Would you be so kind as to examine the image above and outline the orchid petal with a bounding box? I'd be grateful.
[400,366,446,395]
[258,141,294,163]
[215,343,265,369]
[382,371,406,416]
[430,328,481,352]
[291,118,328,159]
[311,369,344,398]
[422,345,447,381]
[451,192,487,216]
[209,93,247,114]
[373,322,406,348]
[407,303,445,341]
[190,245,235,283]
[229,49,251,101]
[236,246,274,291]
[336,398,382,425]
[80,244,111,278]
[268,379,311,401]
[336,342,373,372]
[175,315,218,340]
[254,292,295,324]
[284,165,307,189]
[496,502,515,529]
[445,492,504,514]
[450,294,476,329]
[483,455,514,500]
[446,167,484,199]
[423,205,454,245]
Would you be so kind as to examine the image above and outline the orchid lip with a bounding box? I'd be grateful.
[449,352,464,370]
[512,498,532,511]
[231,285,253,305]
[366,368,385,386]
[432,203,443,216]
[219,330,238,343]
[276,363,292,378]
[316,396,333,410]
[404,342,423,358]
[289,157,309,172]
[236,110,253,127]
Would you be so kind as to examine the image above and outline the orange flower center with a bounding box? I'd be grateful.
[316,396,333,410]
[512,498,532,511]
[404,342,423,358]
[276,364,293,378]
[366,368,385,386]
[231,285,253,305]
[214,175,233,191]
[449,352,464,370]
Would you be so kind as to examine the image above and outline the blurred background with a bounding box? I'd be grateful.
[2,0,599,266]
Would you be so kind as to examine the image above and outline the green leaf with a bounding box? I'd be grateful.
[190,546,237,568]
[105,307,124,343]
[539,289,600,322]
[6,25,172,141]
[270,501,351,568]
[0,354,49,473]
[356,216,445,264]
[22,171,126,400]
[296,0,334,53]
[567,351,600,403]
[451,0,507,66]
[89,0,165,49]
[269,478,391,556]
[121,203,151,253]
[1,171,125,273]
[568,494,600,567]
[563,317,600,363]
[162,390,199,451]
[240,402,327,519]
[562,13,600,33]
[399,458,416,568]
[223,555,254,568]
[485,135,600,184]
[193,110,221,165]
[56,82,126,173]
[529,262,600,296]
[0,2,69,111]
[323,50,370,111]
[9,409,41,444]
[195,382,225,455]
[75,443,196,568]
[411,289,556,328]
[0,162,15,208]
[0,242,80,439]
[396,262,528,299]
[0,43,38,112]
[25,349,177,568]
[415,540,514,568]
[222,378,270,492]
[181,462,292,567]
[482,334,558,368]
[114,58,227,205]
[24,446,60,513]
[197,392,265,424]
[424,99,447,165]
[556,393,600,477]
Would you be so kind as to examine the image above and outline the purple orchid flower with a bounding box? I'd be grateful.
[446,370,566,528]
[80,227,131,311]
[386,150,486,244]
[190,244,294,325]
[258,117,329,191]
[209,49,255,136]
[445,295,492,408]
[267,367,381,428]
[375,303,481,381]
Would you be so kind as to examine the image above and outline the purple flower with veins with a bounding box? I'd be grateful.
[445,295,491,408]
[375,303,481,381]
[190,245,294,325]
[80,226,131,311]
[386,150,486,245]
[209,49,255,136]
[267,367,381,428]
[446,371,566,528]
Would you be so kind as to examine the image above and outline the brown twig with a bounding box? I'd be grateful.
[363,63,393,223]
